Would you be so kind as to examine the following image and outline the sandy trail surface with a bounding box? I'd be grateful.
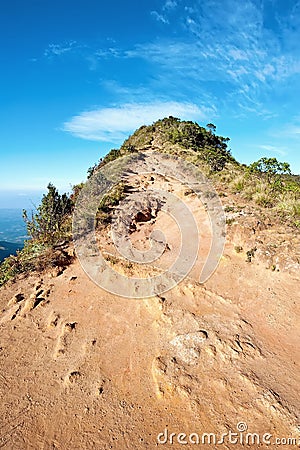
[0,171,299,449]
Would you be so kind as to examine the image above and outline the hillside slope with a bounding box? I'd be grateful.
[0,118,300,449]
[0,197,299,448]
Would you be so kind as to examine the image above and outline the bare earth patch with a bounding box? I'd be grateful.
[0,172,299,449]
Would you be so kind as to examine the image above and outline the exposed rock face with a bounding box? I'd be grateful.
[0,163,299,449]
[113,193,163,234]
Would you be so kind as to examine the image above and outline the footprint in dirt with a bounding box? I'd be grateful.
[1,282,53,324]
[53,322,77,359]
[0,293,25,323]
[47,311,61,329]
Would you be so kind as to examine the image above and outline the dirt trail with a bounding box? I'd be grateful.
[0,170,299,449]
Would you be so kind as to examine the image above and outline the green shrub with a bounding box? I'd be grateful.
[96,182,126,225]
[0,241,47,287]
[23,183,72,244]
[232,177,245,193]
[253,193,274,208]
[249,157,291,178]
[0,239,74,287]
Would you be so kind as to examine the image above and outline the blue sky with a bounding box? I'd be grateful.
[1,0,300,207]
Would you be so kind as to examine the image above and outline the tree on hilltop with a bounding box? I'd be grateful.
[249,157,291,179]
[206,123,217,134]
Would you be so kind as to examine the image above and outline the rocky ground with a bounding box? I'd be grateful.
[0,158,299,449]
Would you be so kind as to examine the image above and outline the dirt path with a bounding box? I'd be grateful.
[0,169,299,449]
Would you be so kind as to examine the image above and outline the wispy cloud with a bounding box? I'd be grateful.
[100,80,152,100]
[44,40,79,57]
[41,0,300,115]
[163,0,177,10]
[63,101,213,142]
[258,144,287,156]
[151,11,169,24]
[271,116,300,140]
[128,0,300,113]
[45,0,300,136]
[151,0,177,23]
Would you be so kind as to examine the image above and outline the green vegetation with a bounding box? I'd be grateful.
[119,116,234,173]
[249,157,291,178]
[120,125,154,150]
[0,184,74,287]
[117,117,300,226]
[90,145,138,175]
[221,156,300,225]
[23,183,72,243]
[96,182,126,225]
[91,117,299,227]
[0,240,72,287]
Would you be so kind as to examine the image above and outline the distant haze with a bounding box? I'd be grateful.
[0,190,45,209]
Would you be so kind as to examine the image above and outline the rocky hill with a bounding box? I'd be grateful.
[0,117,299,449]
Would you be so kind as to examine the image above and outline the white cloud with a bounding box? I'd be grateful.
[41,0,300,119]
[282,125,300,138]
[101,80,149,96]
[272,117,300,139]
[163,0,177,10]
[258,145,287,156]
[44,41,79,57]
[151,11,169,24]
[125,0,300,113]
[228,48,248,61]
[63,101,213,142]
